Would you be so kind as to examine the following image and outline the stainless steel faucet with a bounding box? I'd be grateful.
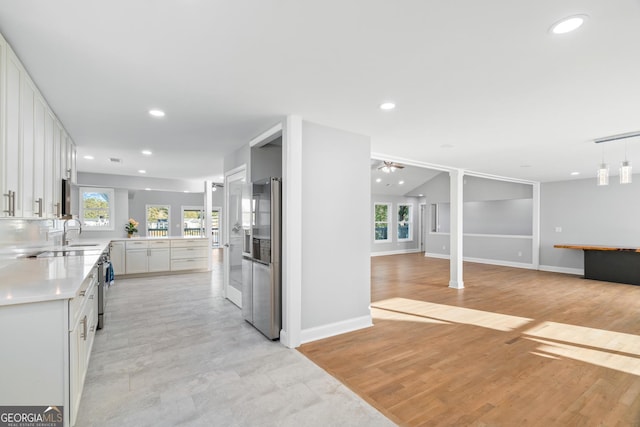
[63,218,82,246]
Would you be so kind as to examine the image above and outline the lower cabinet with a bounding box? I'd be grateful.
[125,240,171,274]
[119,238,208,274]
[69,269,98,426]
[109,241,125,275]
[0,265,98,427]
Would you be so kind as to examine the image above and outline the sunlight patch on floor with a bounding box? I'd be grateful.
[371,297,532,332]
[524,321,640,357]
[371,307,451,325]
[527,337,640,376]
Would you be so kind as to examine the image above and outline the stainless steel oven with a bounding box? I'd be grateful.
[97,250,111,329]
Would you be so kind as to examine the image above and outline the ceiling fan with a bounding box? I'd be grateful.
[378,161,405,173]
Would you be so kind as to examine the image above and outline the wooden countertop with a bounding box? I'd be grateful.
[554,244,640,252]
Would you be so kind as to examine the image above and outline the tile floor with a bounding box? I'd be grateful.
[75,261,393,426]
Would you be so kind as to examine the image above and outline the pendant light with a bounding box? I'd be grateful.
[620,143,632,184]
[597,147,609,186]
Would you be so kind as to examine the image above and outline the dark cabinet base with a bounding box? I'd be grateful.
[584,250,640,286]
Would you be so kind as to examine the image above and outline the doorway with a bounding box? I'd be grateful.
[224,167,248,307]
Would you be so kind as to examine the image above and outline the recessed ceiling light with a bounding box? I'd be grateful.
[418,194,424,197]
[144,188,151,191]
[83,155,94,160]
[550,15,587,35]
[149,109,165,117]
[138,169,146,174]
[141,150,152,155]
[399,180,405,185]
[571,172,580,176]
[375,178,382,183]
[184,190,190,193]
[379,102,396,110]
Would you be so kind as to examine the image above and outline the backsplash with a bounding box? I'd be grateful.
[0,218,63,260]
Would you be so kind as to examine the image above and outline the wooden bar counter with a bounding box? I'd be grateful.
[554,244,640,286]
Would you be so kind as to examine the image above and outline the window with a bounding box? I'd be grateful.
[182,206,204,237]
[79,187,115,231]
[146,205,170,237]
[211,208,221,247]
[398,203,413,241]
[374,203,391,242]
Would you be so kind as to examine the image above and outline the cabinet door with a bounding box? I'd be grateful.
[109,242,126,276]
[43,112,55,217]
[33,96,46,217]
[125,249,148,274]
[3,49,21,216]
[53,121,62,215]
[21,78,35,217]
[148,248,170,272]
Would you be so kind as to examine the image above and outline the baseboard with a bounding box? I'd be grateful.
[539,265,583,276]
[425,253,535,270]
[371,249,421,257]
[424,252,450,259]
[463,257,536,270]
[300,314,373,344]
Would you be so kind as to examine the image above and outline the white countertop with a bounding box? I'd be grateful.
[111,236,208,241]
[0,239,111,307]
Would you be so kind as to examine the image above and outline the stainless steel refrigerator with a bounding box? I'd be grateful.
[242,177,281,340]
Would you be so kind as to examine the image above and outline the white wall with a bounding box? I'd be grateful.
[540,175,640,272]
[300,121,371,336]
[371,194,421,254]
[128,190,207,237]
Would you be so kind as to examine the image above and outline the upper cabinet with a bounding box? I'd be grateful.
[0,33,76,218]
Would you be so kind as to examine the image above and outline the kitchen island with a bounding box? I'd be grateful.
[0,240,111,427]
[554,244,640,286]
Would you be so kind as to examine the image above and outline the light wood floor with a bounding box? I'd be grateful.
[299,254,640,426]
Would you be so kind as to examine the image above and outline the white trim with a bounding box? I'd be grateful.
[249,122,283,148]
[539,265,583,276]
[463,170,538,186]
[371,249,421,257]
[531,182,541,269]
[397,202,413,242]
[373,202,392,243]
[371,152,453,173]
[282,115,302,349]
[425,252,536,270]
[430,232,533,239]
[223,165,247,308]
[300,314,373,344]
[463,257,536,270]
[425,252,450,259]
[78,187,116,231]
[464,233,534,239]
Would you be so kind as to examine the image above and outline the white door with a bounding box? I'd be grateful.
[224,167,248,307]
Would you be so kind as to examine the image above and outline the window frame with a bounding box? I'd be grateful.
[397,203,413,242]
[374,202,392,243]
[78,187,115,231]
[146,204,171,237]
[181,205,205,237]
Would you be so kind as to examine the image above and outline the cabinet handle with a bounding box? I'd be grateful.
[90,325,95,333]
[55,202,61,217]
[81,315,87,340]
[79,290,86,297]
[89,294,94,299]
[35,197,43,217]
[3,190,15,216]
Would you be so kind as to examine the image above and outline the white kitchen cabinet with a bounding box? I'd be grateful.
[124,240,172,274]
[148,240,171,272]
[0,266,99,427]
[109,241,126,275]
[0,34,74,218]
[171,239,209,271]
[2,43,22,217]
[125,240,149,274]
[69,269,98,427]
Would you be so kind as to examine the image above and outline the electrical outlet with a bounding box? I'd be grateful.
[555,226,562,232]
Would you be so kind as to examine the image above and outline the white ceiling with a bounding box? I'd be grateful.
[1,1,639,183]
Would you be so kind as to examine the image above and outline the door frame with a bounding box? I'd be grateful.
[224,165,246,307]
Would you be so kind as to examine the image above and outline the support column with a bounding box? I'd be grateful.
[449,169,464,289]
